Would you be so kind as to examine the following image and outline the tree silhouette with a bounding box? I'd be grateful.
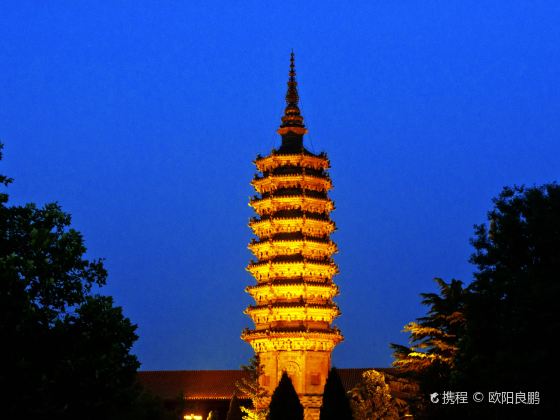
[268,372,303,420]
[392,184,560,419]
[226,394,242,420]
[391,278,465,391]
[0,143,167,419]
[320,367,352,420]
[455,184,560,417]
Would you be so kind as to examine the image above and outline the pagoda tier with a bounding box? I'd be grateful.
[255,152,329,172]
[250,195,335,216]
[241,329,343,352]
[252,172,332,194]
[249,237,337,260]
[246,281,339,303]
[245,302,340,327]
[247,257,338,283]
[243,53,342,420]
[249,212,336,238]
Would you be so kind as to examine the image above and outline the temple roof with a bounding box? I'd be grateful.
[138,370,248,400]
[137,368,398,400]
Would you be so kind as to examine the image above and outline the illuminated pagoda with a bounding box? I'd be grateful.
[242,53,343,419]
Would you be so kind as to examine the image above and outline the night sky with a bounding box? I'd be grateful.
[1,1,559,370]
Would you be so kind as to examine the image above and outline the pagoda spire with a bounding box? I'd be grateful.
[278,51,308,136]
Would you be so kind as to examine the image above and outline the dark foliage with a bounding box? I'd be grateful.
[0,144,171,419]
[320,368,352,420]
[226,394,243,420]
[391,184,560,419]
[454,184,560,418]
[391,278,466,398]
[393,184,560,419]
[268,372,303,420]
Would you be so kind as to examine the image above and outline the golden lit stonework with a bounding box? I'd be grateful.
[242,53,343,420]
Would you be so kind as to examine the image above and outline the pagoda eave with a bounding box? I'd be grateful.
[249,196,335,214]
[277,126,308,136]
[255,154,330,172]
[242,329,343,352]
[249,217,336,238]
[251,174,332,194]
[248,239,337,259]
[246,282,338,295]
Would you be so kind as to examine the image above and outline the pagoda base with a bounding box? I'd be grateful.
[300,395,323,420]
[255,349,333,415]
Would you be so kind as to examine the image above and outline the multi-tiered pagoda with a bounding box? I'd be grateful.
[242,53,343,420]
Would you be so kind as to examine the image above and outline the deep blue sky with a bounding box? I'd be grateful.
[1,1,559,370]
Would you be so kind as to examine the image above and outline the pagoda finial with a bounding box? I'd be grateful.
[278,51,308,136]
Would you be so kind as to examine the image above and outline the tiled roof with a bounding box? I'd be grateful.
[138,370,251,400]
[137,368,396,401]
